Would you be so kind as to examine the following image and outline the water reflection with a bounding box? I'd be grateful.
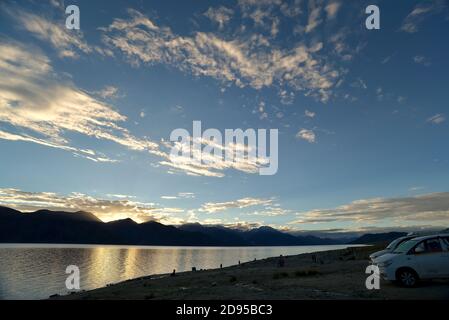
[0,244,358,299]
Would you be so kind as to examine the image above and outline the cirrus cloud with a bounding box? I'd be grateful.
[101,9,341,103]
[291,192,449,227]
[0,40,159,162]
[199,197,274,213]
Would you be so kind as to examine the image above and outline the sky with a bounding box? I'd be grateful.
[0,0,448,234]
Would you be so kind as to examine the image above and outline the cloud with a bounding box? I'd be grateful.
[400,1,447,33]
[381,55,393,64]
[246,206,292,217]
[0,130,117,163]
[7,8,92,59]
[199,197,273,213]
[291,192,449,226]
[238,0,281,26]
[328,27,358,62]
[161,192,196,200]
[49,0,64,9]
[397,96,406,104]
[325,2,341,20]
[101,9,341,102]
[413,55,431,66]
[94,86,122,99]
[204,6,234,29]
[350,78,367,90]
[0,188,185,224]
[178,192,196,198]
[158,134,271,177]
[305,109,316,118]
[409,186,425,192]
[0,41,273,178]
[305,1,323,33]
[0,40,159,162]
[279,90,295,104]
[427,113,445,125]
[107,194,137,199]
[279,0,303,17]
[296,129,316,143]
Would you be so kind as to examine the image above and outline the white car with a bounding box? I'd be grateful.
[369,235,418,261]
[373,234,449,287]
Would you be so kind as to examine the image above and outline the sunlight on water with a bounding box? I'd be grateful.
[0,244,360,299]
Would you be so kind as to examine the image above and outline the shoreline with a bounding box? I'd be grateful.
[0,243,360,249]
[53,245,449,300]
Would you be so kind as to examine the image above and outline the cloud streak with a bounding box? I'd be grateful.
[101,9,341,102]
[0,40,160,162]
[10,8,92,58]
[0,188,184,224]
[427,113,445,125]
[199,197,273,213]
[291,192,449,226]
[400,1,448,33]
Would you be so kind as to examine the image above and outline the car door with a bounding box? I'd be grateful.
[440,237,449,277]
[409,238,446,279]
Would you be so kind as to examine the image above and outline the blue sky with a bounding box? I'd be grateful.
[0,0,448,233]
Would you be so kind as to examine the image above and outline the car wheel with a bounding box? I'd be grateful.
[397,269,418,287]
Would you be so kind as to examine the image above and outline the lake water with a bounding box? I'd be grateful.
[0,244,359,300]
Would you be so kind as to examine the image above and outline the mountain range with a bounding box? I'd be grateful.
[0,206,441,246]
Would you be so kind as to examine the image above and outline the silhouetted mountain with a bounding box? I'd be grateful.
[0,206,347,246]
[137,221,212,245]
[243,226,299,245]
[349,232,408,244]
[30,209,102,222]
[0,206,117,244]
[0,206,22,217]
[0,207,227,245]
[178,223,247,246]
[179,224,341,246]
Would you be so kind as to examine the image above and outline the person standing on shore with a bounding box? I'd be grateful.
[278,255,285,267]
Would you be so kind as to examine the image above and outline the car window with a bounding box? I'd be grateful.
[386,238,402,249]
[394,239,419,254]
[441,237,449,251]
[412,238,443,254]
[426,239,443,252]
[411,241,426,254]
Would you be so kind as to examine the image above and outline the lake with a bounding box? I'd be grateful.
[0,244,360,299]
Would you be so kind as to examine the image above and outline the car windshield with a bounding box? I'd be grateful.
[393,239,419,254]
[386,238,403,249]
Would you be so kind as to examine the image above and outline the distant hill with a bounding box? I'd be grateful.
[0,206,340,246]
[175,224,340,246]
[29,209,102,223]
[349,232,408,245]
[178,223,247,246]
[0,206,213,246]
